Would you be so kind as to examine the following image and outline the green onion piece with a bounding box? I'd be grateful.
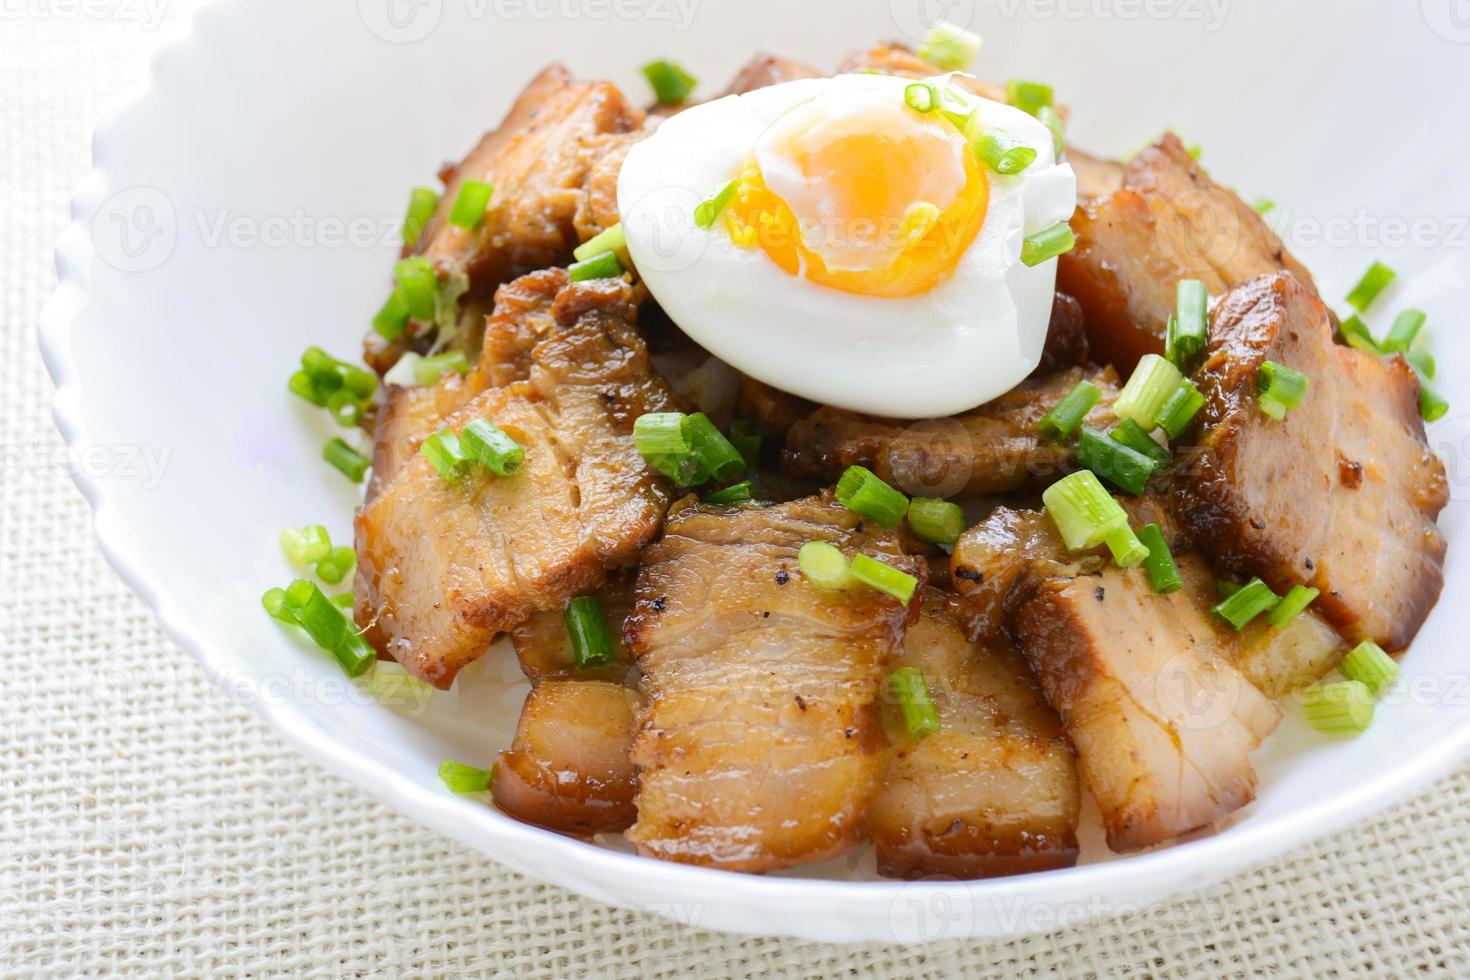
[1167,279,1209,366]
[973,131,1037,175]
[1021,222,1075,267]
[413,350,468,387]
[1301,680,1375,735]
[564,596,617,670]
[694,179,739,229]
[1110,418,1170,466]
[315,545,357,586]
[573,222,627,264]
[851,554,918,604]
[1077,425,1157,496]
[936,86,975,131]
[1103,524,1149,567]
[702,481,753,506]
[916,20,981,71]
[904,82,938,114]
[1409,358,1448,422]
[835,465,910,529]
[798,540,852,591]
[1217,579,1243,599]
[1257,360,1309,420]
[1155,379,1205,439]
[420,429,474,482]
[641,59,697,105]
[728,419,763,468]
[325,389,364,428]
[1006,78,1054,117]
[1042,469,1130,553]
[372,288,411,340]
[907,498,966,547]
[280,524,332,567]
[1114,354,1184,430]
[1037,379,1101,442]
[1338,315,1382,355]
[1212,576,1279,630]
[261,587,294,624]
[342,366,376,400]
[1187,143,1203,161]
[280,578,375,677]
[438,759,494,794]
[1252,196,1276,215]
[1266,584,1320,629]
[568,250,623,282]
[1381,309,1426,354]
[1340,640,1399,696]
[459,419,525,477]
[330,591,356,610]
[633,412,691,456]
[1345,261,1396,313]
[1406,348,1437,381]
[685,413,746,484]
[1137,523,1182,594]
[1037,105,1065,159]
[288,370,330,407]
[323,438,370,483]
[448,179,494,230]
[888,666,942,740]
[401,187,440,248]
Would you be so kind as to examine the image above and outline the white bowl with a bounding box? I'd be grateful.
[40,0,1470,942]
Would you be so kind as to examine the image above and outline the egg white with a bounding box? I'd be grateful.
[617,73,1077,419]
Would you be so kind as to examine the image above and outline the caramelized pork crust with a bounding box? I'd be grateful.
[722,53,822,95]
[870,590,1080,879]
[624,496,923,871]
[1168,273,1448,649]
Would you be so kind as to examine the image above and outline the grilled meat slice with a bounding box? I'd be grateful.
[1168,273,1449,650]
[1057,133,1316,374]
[493,680,640,836]
[366,372,489,504]
[781,365,1120,498]
[737,376,816,440]
[574,119,656,244]
[723,53,822,95]
[624,496,924,871]
[510,576,637,686]
[354,278,678,688]
[870,589,1080,879]
[1032,292,1090,378]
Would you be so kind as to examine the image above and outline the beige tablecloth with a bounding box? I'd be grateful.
[4,7,1468,977]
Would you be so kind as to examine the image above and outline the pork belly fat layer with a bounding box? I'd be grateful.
[1168,272,1448,649]
[624,496,923,872]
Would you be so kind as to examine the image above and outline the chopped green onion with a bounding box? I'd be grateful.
[1077,425,1157,496]
[1217,578,1243,599]
[1167,279,1209,366]
[261,587,294,624]
[1113,354,1184,430]
[1406,348,1437,381]
[574,223,627,263]
[568,250,623,282]
[1021,222,1075,266]
[371,288,411,340]
[401,187,440,248]
[323,438,370,483]
[1267,584,1320,630]
[459,419,525,477]
[728,419,763,468]
[439,759,494,794]
[1037,379,1101,442]
[1257,360,1309,420]
[564,596,617,669]
[851,554,918,604]
[279,578,375,677]
[1340,640,1398,696]
[288,369,330,407]
[1137,523,1182,594]
[888,666,942,740]
[1409,358,1448,422]
[798,540,852,591]
[936,86,975,132]
[1186,143,1204,161]
[1155,379,1206,440]
[1041,470,1147,566]
[1381,309,1426,354]
[1036,105,1065,159]
[330,591,356,610]
[641,59,697,105]
[694,179,739,229]
[421,429,474,482]
[916,20,981,72]
[632,412,690,456]
[907,498,966,547]
[685,413,746,484]
[315,545,357,586]
[1345,261,1396,313]
[702,481,753,506]
[412,350,468,387]
[904,82,938,114]
[366,661,435,706]
[1251,196,1276,215]
[1110,418,1170,466]
[1005,78,1054,117]
[972,131,1037,175]
[1338,315,1382,355]
[1212,576,1279,630]
[325,388,365,428]
[280,524,332,567]
[1301,680,1375,735]
[448,179,494,231]
[835,465,909,529]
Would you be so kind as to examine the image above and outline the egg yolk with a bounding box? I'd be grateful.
[725,94,990,298]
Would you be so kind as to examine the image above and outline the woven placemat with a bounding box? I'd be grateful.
[3,9,1467,977]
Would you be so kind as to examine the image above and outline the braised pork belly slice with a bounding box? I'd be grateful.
[723,53,822,96]
[624,496,923,871]
[870,589,1080,879]
[1168,273,1449,650]
[782,365,1120,498]
[508,576,637,686]
[1057,134,1316,374]
[354,278,678,688]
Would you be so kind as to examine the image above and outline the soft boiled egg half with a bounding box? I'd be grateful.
[617,73,1077,419]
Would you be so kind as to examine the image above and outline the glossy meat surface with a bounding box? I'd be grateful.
[722,53,822,95]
